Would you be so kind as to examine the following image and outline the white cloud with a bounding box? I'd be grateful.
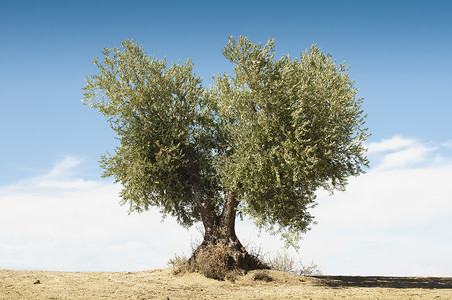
[46,156,82,178]
[376,144,436,170]
[1,138,452,276]
[288,136,452,276]
[1,156,99,194]
[366,136,441,170]
[367,135,416,153]
[442,140,452,149]
[0,156,196,271]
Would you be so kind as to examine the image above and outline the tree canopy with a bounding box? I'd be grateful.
[82,36,368,248]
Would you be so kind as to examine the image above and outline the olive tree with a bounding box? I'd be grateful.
[82,36,368,271]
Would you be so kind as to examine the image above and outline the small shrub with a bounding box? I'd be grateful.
[168,254,188,268]
[297,259,322,276]
[265,250,322,276]
[167,254,189,275]
[266,251,296,273]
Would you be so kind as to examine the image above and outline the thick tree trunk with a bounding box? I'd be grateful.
[189,191,268,273]
[182,144,267,275]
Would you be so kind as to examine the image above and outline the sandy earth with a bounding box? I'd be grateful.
[1,268,451,299]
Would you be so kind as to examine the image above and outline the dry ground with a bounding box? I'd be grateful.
[1,268,451,299]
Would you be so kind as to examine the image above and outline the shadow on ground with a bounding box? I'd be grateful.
[311,276,452,289]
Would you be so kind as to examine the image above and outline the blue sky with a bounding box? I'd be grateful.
[1,0,451,276]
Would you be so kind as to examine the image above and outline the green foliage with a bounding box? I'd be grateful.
[83,40,223,226]
[82,37,369,246]
[213,37,368,245]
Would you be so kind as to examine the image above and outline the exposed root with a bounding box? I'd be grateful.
[185,239,269,280]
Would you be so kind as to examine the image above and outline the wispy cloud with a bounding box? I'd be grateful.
[47,156,82,177]
[367,136,442,170]
[1,156,98,195]
[442,140,452,149]
[376,144,437,170]
[367,135,417,153]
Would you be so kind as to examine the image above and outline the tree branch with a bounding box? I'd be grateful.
[181,144,218,230]
[220,190,239,237]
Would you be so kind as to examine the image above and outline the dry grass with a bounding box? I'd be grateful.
[253,270,274,282]
[169,243,239,281]
[265,250,322,276]
[191,243,231,280]
[1,268,451,299]
[169,243,321,281]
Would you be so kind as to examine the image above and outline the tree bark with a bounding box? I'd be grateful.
[182,144,266,273]
[220,190,238,238]
[181,144,218,231]
[189,190,268,272]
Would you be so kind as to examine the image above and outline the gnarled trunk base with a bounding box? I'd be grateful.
[187,229,268,280]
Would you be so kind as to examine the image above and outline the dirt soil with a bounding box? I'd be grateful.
[1,268,451,299]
